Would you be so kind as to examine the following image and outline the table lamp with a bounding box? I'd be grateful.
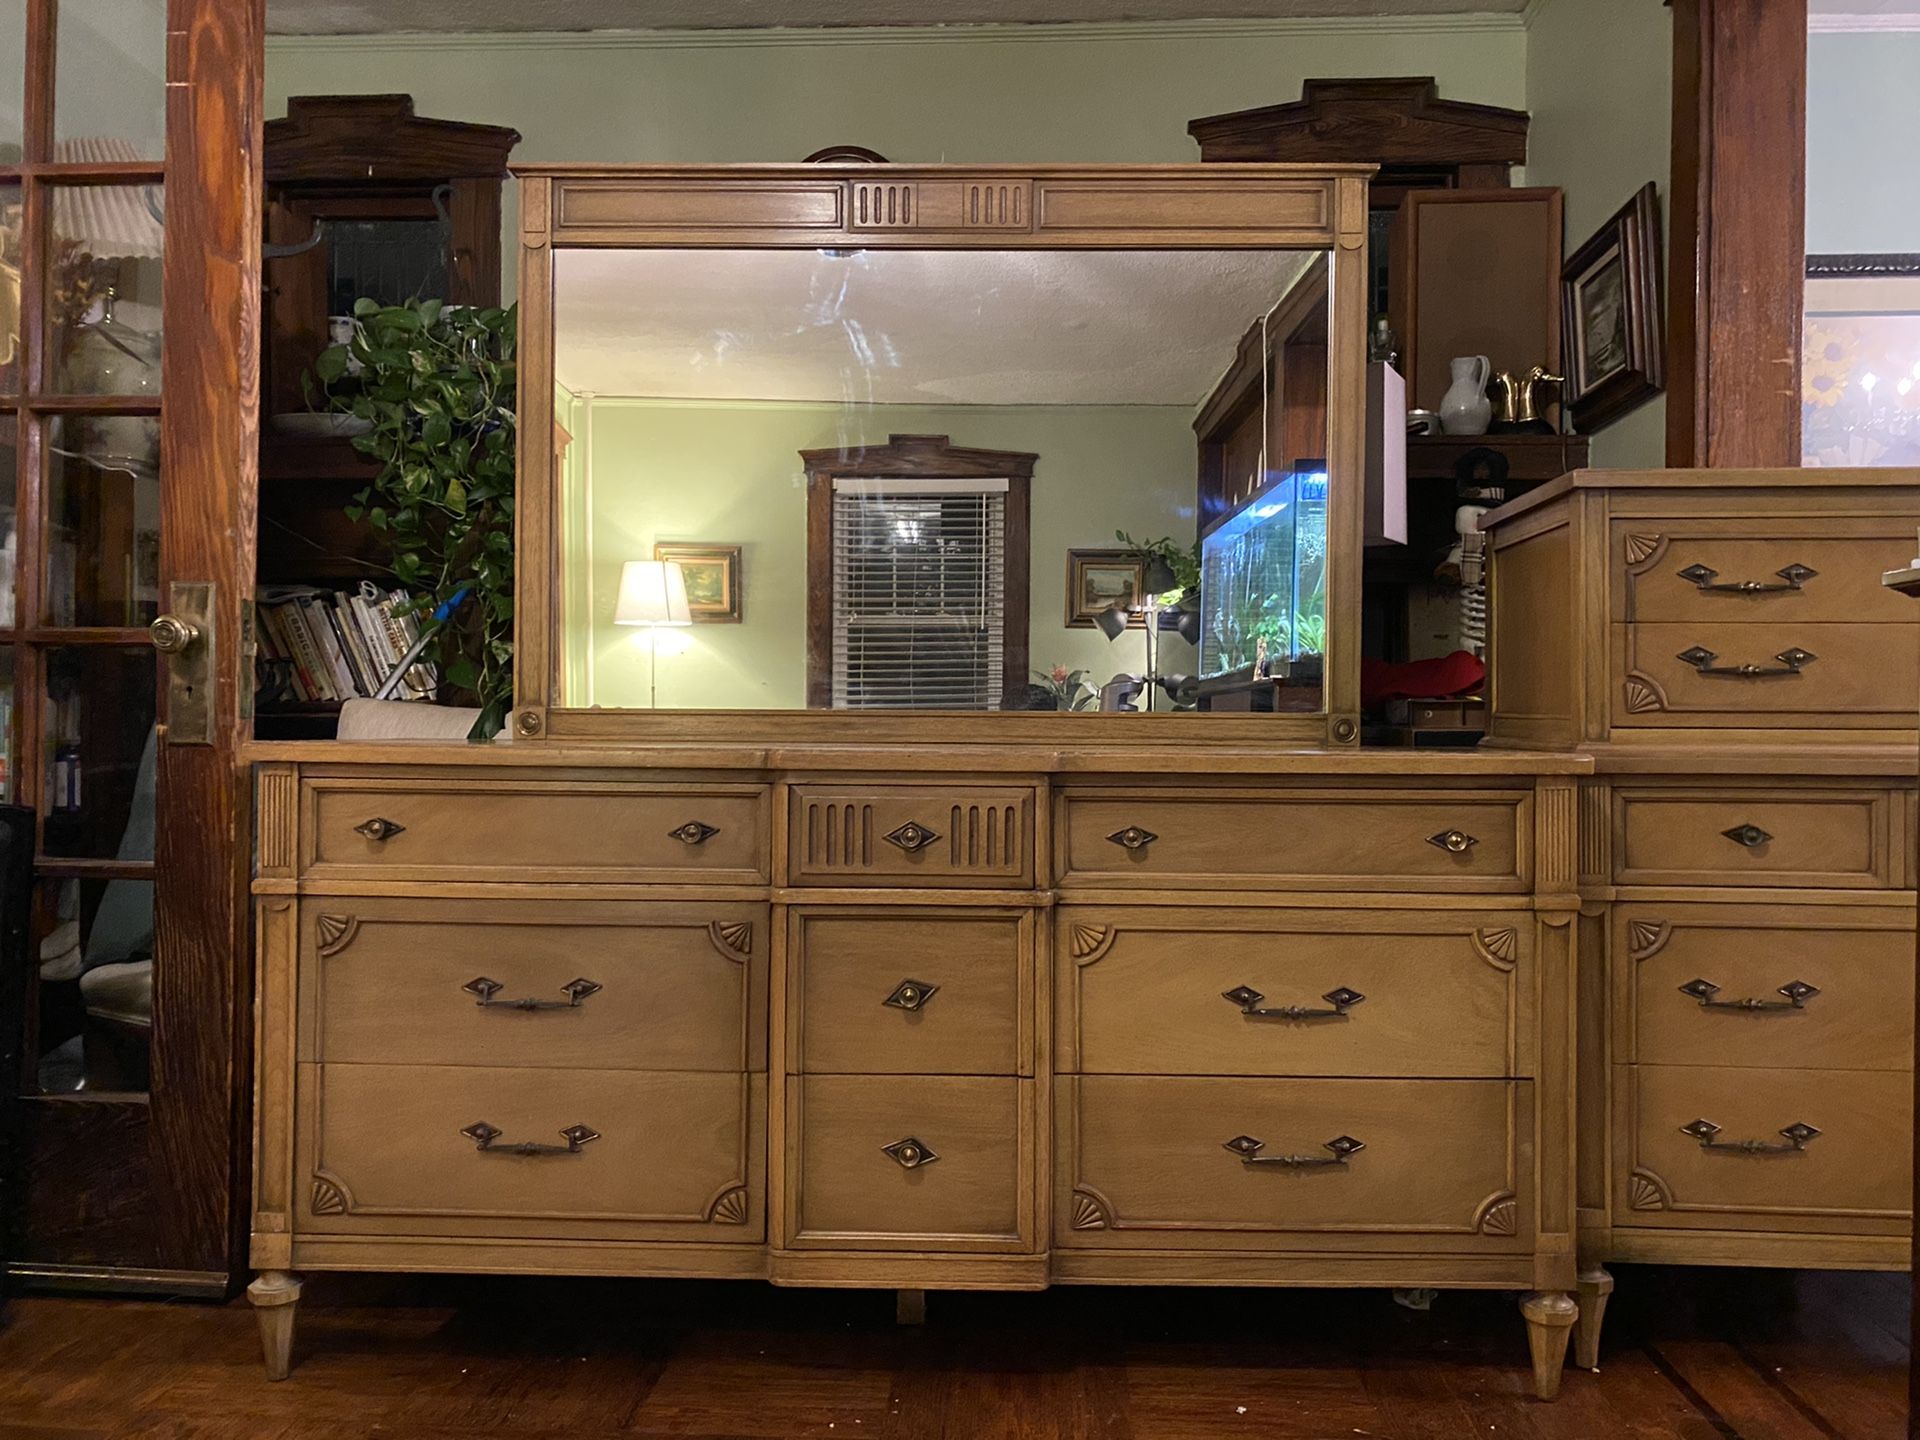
[614,559,693,709]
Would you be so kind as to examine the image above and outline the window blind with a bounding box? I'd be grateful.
[830,477,1008,710]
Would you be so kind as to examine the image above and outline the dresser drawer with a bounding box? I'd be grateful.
[788,910,1030,1076]
[302,776,770,883]
[1613,622,1920,727]
[1617,525,1919,626]
[1618,905,1913,1071]
[1058,1076,1530,1245]
[787,785,1034,888]
[297,1064,765,1241]
[1057,907,1530,1078]
[786,1075,1030,1250]
[300,898,767,1071]
[1614,787,1897,888]
[1055,788,1529,892]
[1616,1065,1910,1231]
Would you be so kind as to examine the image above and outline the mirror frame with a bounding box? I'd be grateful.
[513,162,1374,747]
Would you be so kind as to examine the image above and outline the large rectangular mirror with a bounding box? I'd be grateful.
[552,245,1331,716]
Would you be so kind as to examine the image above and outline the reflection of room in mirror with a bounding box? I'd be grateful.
[554,248,1330,714]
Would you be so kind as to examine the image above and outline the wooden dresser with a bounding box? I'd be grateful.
[1482,467,1920,1366]
[248,748,1591,1398]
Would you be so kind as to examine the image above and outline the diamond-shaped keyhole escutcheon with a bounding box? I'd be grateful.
[884,979,939,1012]
[883,821,940,854]
[882,1137,938,1169]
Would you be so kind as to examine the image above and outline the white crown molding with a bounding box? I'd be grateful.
[267,13,1528,54]
[1809,13,1920,31]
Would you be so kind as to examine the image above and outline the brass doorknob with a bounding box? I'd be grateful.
[150,614,201,654]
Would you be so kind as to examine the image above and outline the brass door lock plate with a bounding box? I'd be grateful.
[152,581,216,745]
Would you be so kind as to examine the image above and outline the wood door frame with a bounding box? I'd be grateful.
[1665,0,1809,468]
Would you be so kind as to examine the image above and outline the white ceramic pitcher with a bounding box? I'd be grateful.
[1440,354,1493,436]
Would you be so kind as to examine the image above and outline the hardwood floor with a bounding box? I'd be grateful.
[0,1267,1905,1439]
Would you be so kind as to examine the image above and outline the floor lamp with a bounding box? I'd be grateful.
[614,559,693,708]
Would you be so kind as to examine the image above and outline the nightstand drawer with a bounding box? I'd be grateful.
[1616,1065,1910,1230]
[300,898,768,1072]
[1056,907,1530,1078]
[1618,904,1913,1071]
[303,775,770,883]
[1055,787,1529,892]
[786,1075,1030,1250]
[1057,1076,1531,1245]
[788,910,1030,1076]
[297,1064,765,1242]
[1614,787,1897,888]
[787,785,1034,888]
[1617,527,1919,626]
[1613,622,1919,728]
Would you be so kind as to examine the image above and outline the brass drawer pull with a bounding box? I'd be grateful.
[460,1121,600,1156]
[883,820,939,853]
[1428,829,1477,854]
[1224,1133,1364,1169]
[1222,985,1364,1021]
[462,976,602,1010]
[353,816,406,842]
[1721,823,1773,848]
[882,1136,938,1169]
[883,978,939,1012]
[1675,645,1816,678]
[1680,1118,1820,1155]
[668,820,719,846]
[1107,825,1158,852]
[1679,977,1819,1012]
[1676,562,1817,595]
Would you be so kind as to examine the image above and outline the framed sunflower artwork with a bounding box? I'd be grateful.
[1802,255,1920,467]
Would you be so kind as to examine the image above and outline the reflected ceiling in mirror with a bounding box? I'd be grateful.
[553,247,1330,716]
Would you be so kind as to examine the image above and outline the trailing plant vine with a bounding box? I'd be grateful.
[313,298,517,739]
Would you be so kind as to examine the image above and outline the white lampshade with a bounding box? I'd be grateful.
[614,560,694,627]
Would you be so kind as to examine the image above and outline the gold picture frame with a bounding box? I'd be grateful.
[654,542,743,623]
[1065,549,1147,629]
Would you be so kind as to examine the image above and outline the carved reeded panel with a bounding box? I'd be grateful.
[851,181,915,229]
[965,181,1028,229]
[789,786,1032,886]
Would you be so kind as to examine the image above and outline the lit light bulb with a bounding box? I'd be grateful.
[1861,372,1880,394]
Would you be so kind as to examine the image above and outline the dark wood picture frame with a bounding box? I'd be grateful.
[1065,550,1147,629]
[653,542,742,624]
[1562,182,1665,434]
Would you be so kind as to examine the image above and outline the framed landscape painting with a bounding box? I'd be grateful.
[1065,549,1147,628]
[654,542,743,623]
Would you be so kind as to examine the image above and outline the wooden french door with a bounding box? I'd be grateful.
[4,0,262,1290]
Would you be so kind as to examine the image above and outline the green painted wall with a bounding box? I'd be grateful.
[571,399,1197,710]
[1524,0,1673,470]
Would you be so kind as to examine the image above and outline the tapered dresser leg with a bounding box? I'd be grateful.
[895,1288,926,1326]
[1573,1267,1614,1370]
[1519,1291,1577,1400]
[248,1270,303,1380]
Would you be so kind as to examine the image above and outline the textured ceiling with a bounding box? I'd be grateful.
[266,0,1529,34]
[554,248,1316,405]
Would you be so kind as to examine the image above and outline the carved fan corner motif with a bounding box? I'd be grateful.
[1627,919,1672,961]
[1069,1189,1112,1231]
[1472,927,1519,971]
[1068,924,1115,965]
[1623,533,1667,570]
[315,914,360,958]
[1628,1168,1671,1211]
[1622,673,1668,714]
[1474,1192,1518,1236]
[707,1186,750,1225]
[708,920,753,959]
[310,1174,350,1216]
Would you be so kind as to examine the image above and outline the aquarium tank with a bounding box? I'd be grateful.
[1199,469,1329,680]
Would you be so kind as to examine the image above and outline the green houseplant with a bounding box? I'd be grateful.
[313,298,518,739]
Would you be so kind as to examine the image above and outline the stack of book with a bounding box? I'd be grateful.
[255,583,439,706]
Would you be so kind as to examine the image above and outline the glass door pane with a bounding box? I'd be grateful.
[54,0,166,162]
[46,414,160,627]
[49,184,164,395]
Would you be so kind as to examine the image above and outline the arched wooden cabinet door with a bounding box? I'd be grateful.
[1,0,263,1294]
